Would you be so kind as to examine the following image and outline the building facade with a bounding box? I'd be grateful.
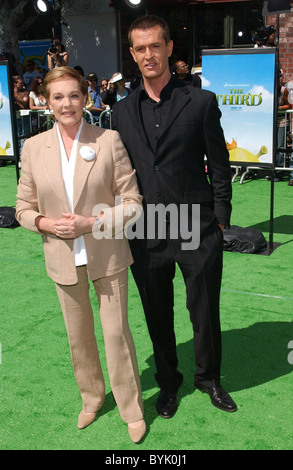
[18,0,293,83]
[62,0,119,81]
[116,0,293,81]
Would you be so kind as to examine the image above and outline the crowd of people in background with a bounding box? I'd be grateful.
[12,41,203,133]
[6,35,293,184]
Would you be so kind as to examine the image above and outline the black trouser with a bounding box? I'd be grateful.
[130,227,223,394]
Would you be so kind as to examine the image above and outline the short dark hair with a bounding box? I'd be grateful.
[128,15,170,47]
[31,77,43,94]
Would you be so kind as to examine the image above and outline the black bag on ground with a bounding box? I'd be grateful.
[223,225,267,254]
[0,206,20,229]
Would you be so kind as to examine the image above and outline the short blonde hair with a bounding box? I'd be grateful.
[43,66,88,99]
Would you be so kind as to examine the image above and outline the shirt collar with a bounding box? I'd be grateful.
[138,71,177,102]
[88,86,99,93]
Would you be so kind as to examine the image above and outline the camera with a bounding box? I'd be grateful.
[48,45,57,54]
[252,25,275,46]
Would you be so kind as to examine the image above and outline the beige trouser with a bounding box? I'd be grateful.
[55,266,143,424]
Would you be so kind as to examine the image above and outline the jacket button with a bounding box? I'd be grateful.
[154,165,160,171]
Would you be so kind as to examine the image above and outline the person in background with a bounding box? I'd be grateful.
[263,27,277,47]
[288,76,293,186]
[13,75,29,110]
[191,52,202,80]
[16,66,146,444]
[23,60,43,91]
[86,72,105,123]
[253,25,276,48]
[102,72,131,109]
[100,77,109,94]
[74,65,94,111]
[274,69,291,182]
[29,77,47,110]
[13,75,30,153]
[173,60,201,88]
[47,37,69,70]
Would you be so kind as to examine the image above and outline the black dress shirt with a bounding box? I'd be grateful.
[138,74,176,152]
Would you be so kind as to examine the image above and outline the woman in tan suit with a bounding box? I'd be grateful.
[16,66,146,443]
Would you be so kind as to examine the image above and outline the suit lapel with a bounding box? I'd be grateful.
[42,125,71,212]
[42,121,99,213]
[158,87,191,148]
[125,91,153,152]
[73,122,99,211]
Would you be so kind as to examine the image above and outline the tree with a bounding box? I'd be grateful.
[0,0,73,76]
[0,1,29,75]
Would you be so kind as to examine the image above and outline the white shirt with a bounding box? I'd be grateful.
[56,120,88,266]
[29,91,46,106]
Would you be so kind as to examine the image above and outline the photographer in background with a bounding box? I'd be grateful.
[252,25,276,48]
[47,37,69,70]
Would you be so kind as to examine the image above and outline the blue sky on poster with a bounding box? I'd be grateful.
[0,66,14,155]
[202,52,275,163]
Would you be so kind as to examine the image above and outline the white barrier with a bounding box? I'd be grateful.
[16,109,95,139]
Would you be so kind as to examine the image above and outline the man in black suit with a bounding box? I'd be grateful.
[112,15,237,418]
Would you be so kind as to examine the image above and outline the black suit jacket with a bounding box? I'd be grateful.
[112,76,232,248]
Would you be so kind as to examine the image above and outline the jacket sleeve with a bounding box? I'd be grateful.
[203,93,232,227]
[101,88,116,108]
[15,139,44,234]
[101,131,143,238]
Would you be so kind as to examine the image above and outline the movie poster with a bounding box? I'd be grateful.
[202,48,277,167]
[19,39,51,74]
[0,61,16,161]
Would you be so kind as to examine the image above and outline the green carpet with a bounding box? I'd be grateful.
[0,163,293,451]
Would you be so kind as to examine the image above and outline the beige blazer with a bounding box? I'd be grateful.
[16,120,143,285]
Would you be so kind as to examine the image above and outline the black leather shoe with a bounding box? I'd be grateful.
[195,383,237,412]
[156,391,178,419]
